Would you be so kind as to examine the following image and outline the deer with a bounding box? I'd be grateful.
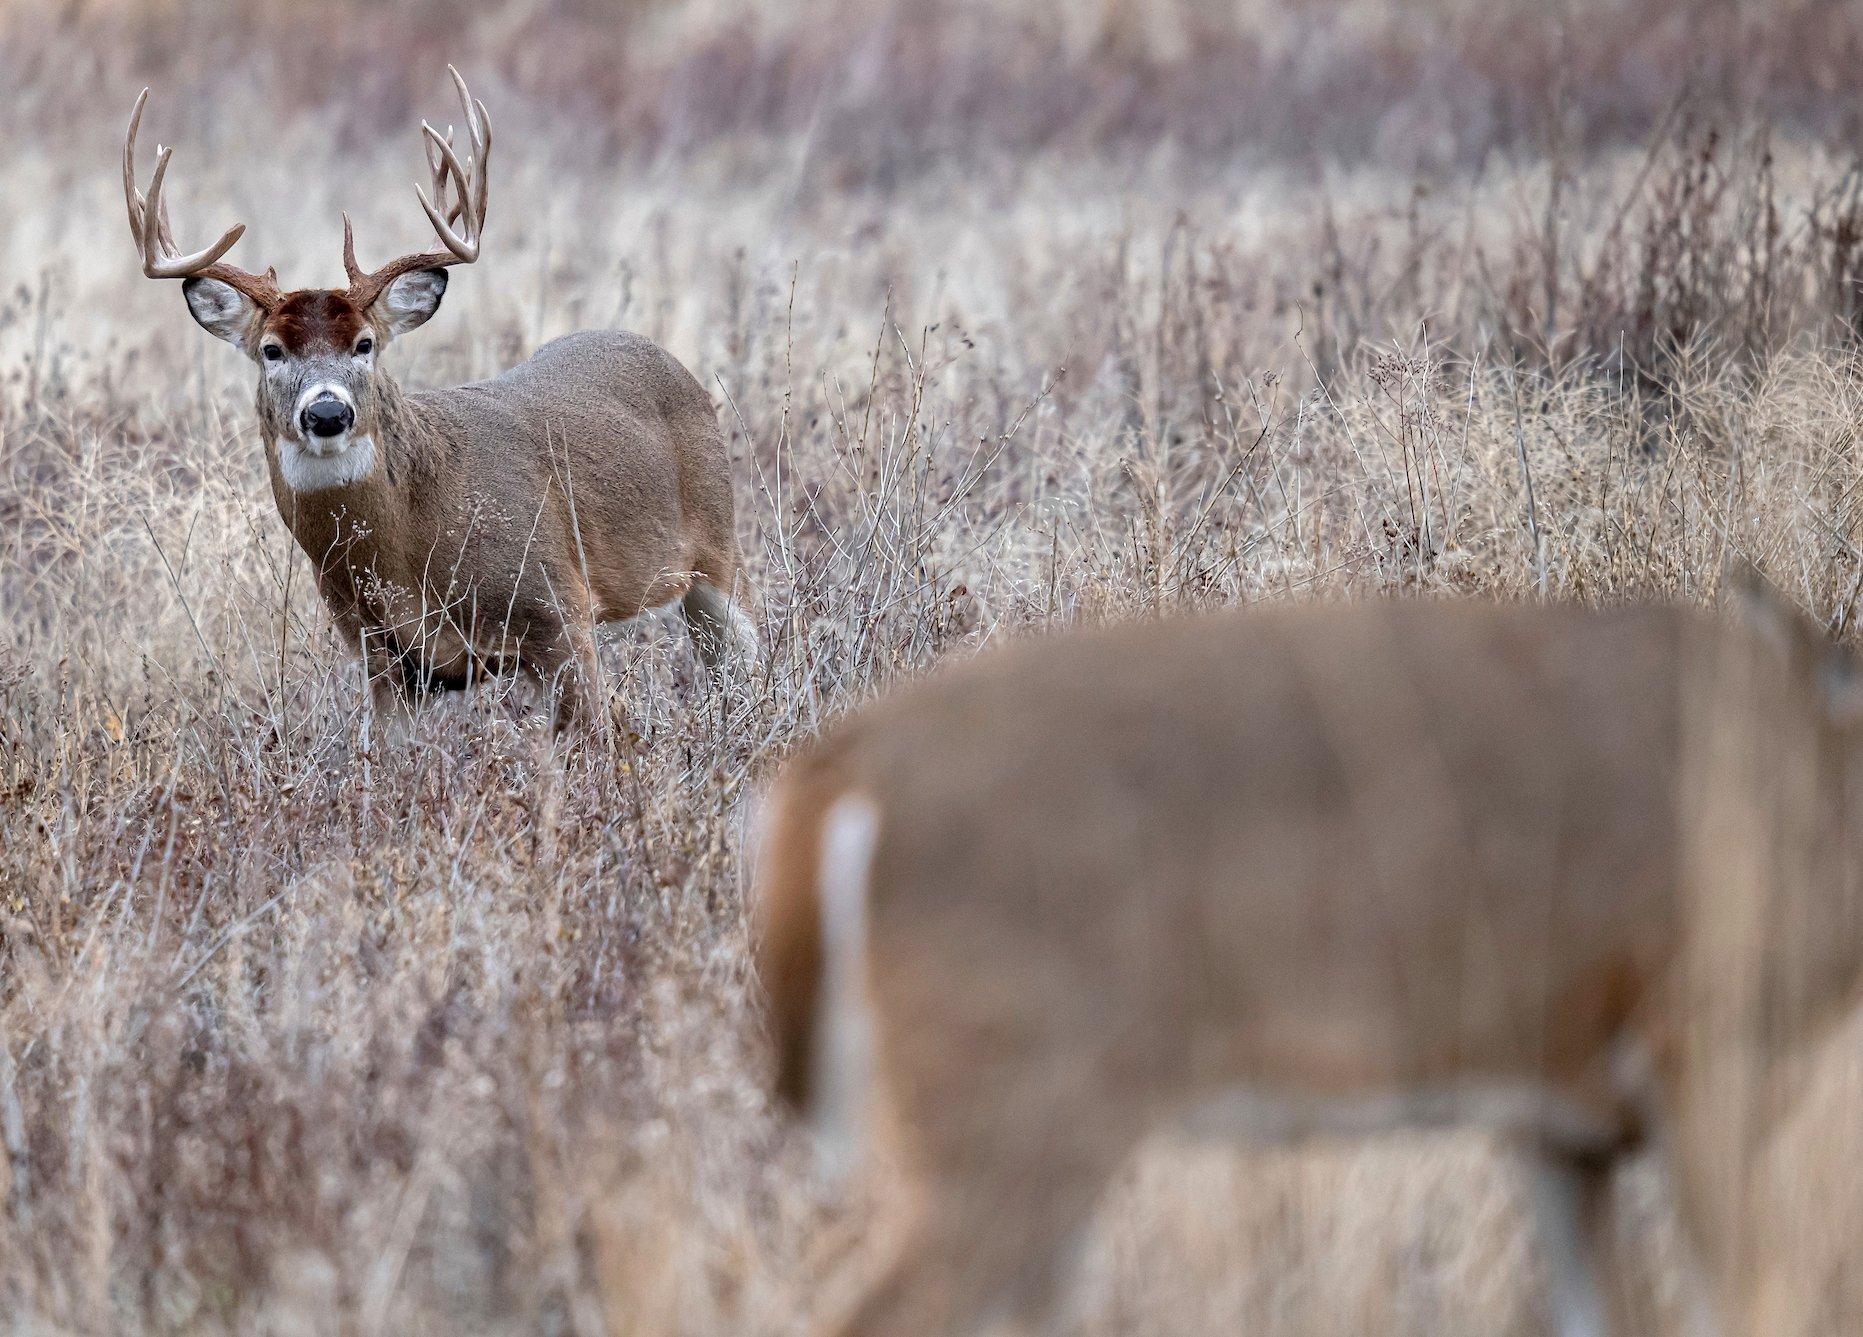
[124,68,757,734]
[754,579,1863,1337]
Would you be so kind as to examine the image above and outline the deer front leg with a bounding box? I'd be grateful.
[330,613,414,740]
[552,637,603,738]
[361,631,414,722]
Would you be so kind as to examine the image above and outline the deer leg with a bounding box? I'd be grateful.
[837,1177,1098,1337]
[1528,1149,1628,1337]
[518,569,610,738]
[1673,1220,1726,1337]
[836,1120,1131,1337]
[522,617,605,739]
[1644,1126,1732,1337]
[350,625,416,743]
[681,579,759,674]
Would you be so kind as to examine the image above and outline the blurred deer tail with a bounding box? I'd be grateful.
[753,745,878,1171]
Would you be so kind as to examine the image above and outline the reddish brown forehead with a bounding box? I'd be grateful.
[264,290,367,354]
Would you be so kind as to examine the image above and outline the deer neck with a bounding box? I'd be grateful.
[268,370,417,588]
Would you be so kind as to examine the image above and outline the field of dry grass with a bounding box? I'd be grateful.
[4,0,1863,1332]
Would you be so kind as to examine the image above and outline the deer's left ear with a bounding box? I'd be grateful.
[374,268,448,339]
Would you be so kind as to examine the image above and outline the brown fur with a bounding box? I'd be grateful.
[753,590,1863,1336]
[264,323,749,728]
[134,74,748,728]
[754,733,861,1109]
[263,290,368,355]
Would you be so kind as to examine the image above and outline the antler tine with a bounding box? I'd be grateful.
[123,89,150,237]
[345,65,492,306]
[470,95,492,230]
[448,62,494,235]
[342,212,364,287]
[416,121,478,261]
[419,125,468,228]
[448,64,487,160]
[419,124,456,204]
[153,188,181,254]
[421,125,450,196]
[124,88,275,304]
[140,144,176,264]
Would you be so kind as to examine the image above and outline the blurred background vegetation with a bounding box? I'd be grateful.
[10,0,1862,173]
[5,3,1863,1334]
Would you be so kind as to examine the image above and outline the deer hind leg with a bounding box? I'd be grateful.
[1643,1120,1732,1337]
[836,1136,1128,1337]
[520,615,605,739]
[552,629,605,737]
[681,579,760,673]
[1528,1149,1632,1337]
[834,1034,1147,1337]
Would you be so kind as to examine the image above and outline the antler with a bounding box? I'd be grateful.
[344,65,492,309]
[124,88,280,308]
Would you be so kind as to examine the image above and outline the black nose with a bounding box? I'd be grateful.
[301,398,354,438]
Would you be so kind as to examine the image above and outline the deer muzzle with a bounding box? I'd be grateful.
[300,395,355,440]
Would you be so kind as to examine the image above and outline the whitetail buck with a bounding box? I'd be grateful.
[125,69,756,732]
[755,583,1863,1336]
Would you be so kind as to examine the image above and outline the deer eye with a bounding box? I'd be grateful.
[354,337,374,357]
[261,343,285,362]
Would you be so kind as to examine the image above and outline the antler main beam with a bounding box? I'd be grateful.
[123,89,280,308]
[344,65,492,308]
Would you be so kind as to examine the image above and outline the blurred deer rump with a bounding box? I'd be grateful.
[756,581,1863,1336]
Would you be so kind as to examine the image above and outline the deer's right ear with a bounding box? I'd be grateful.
[182,276,263,348]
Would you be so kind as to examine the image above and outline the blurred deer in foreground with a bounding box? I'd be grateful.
[124,68,756,733]
[756,581,1863,1336]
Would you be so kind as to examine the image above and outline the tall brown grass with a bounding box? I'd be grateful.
[3,0,1863,1332]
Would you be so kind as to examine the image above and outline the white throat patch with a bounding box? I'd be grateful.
[276,434,377,493]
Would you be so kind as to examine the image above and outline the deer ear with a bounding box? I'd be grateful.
[1721,555,1863,724]
[374,268,448,339]
[182,276,262,348]
[1721,556,1808,655]
[1820,641,1863,728]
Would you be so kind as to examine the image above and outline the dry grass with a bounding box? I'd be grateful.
[4,1,1863,1332]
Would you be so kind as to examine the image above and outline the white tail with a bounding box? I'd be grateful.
[811,794,881,1177]
[755,588,1863,1336]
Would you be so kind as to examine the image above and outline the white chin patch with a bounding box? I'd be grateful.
[277,434,377,493]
